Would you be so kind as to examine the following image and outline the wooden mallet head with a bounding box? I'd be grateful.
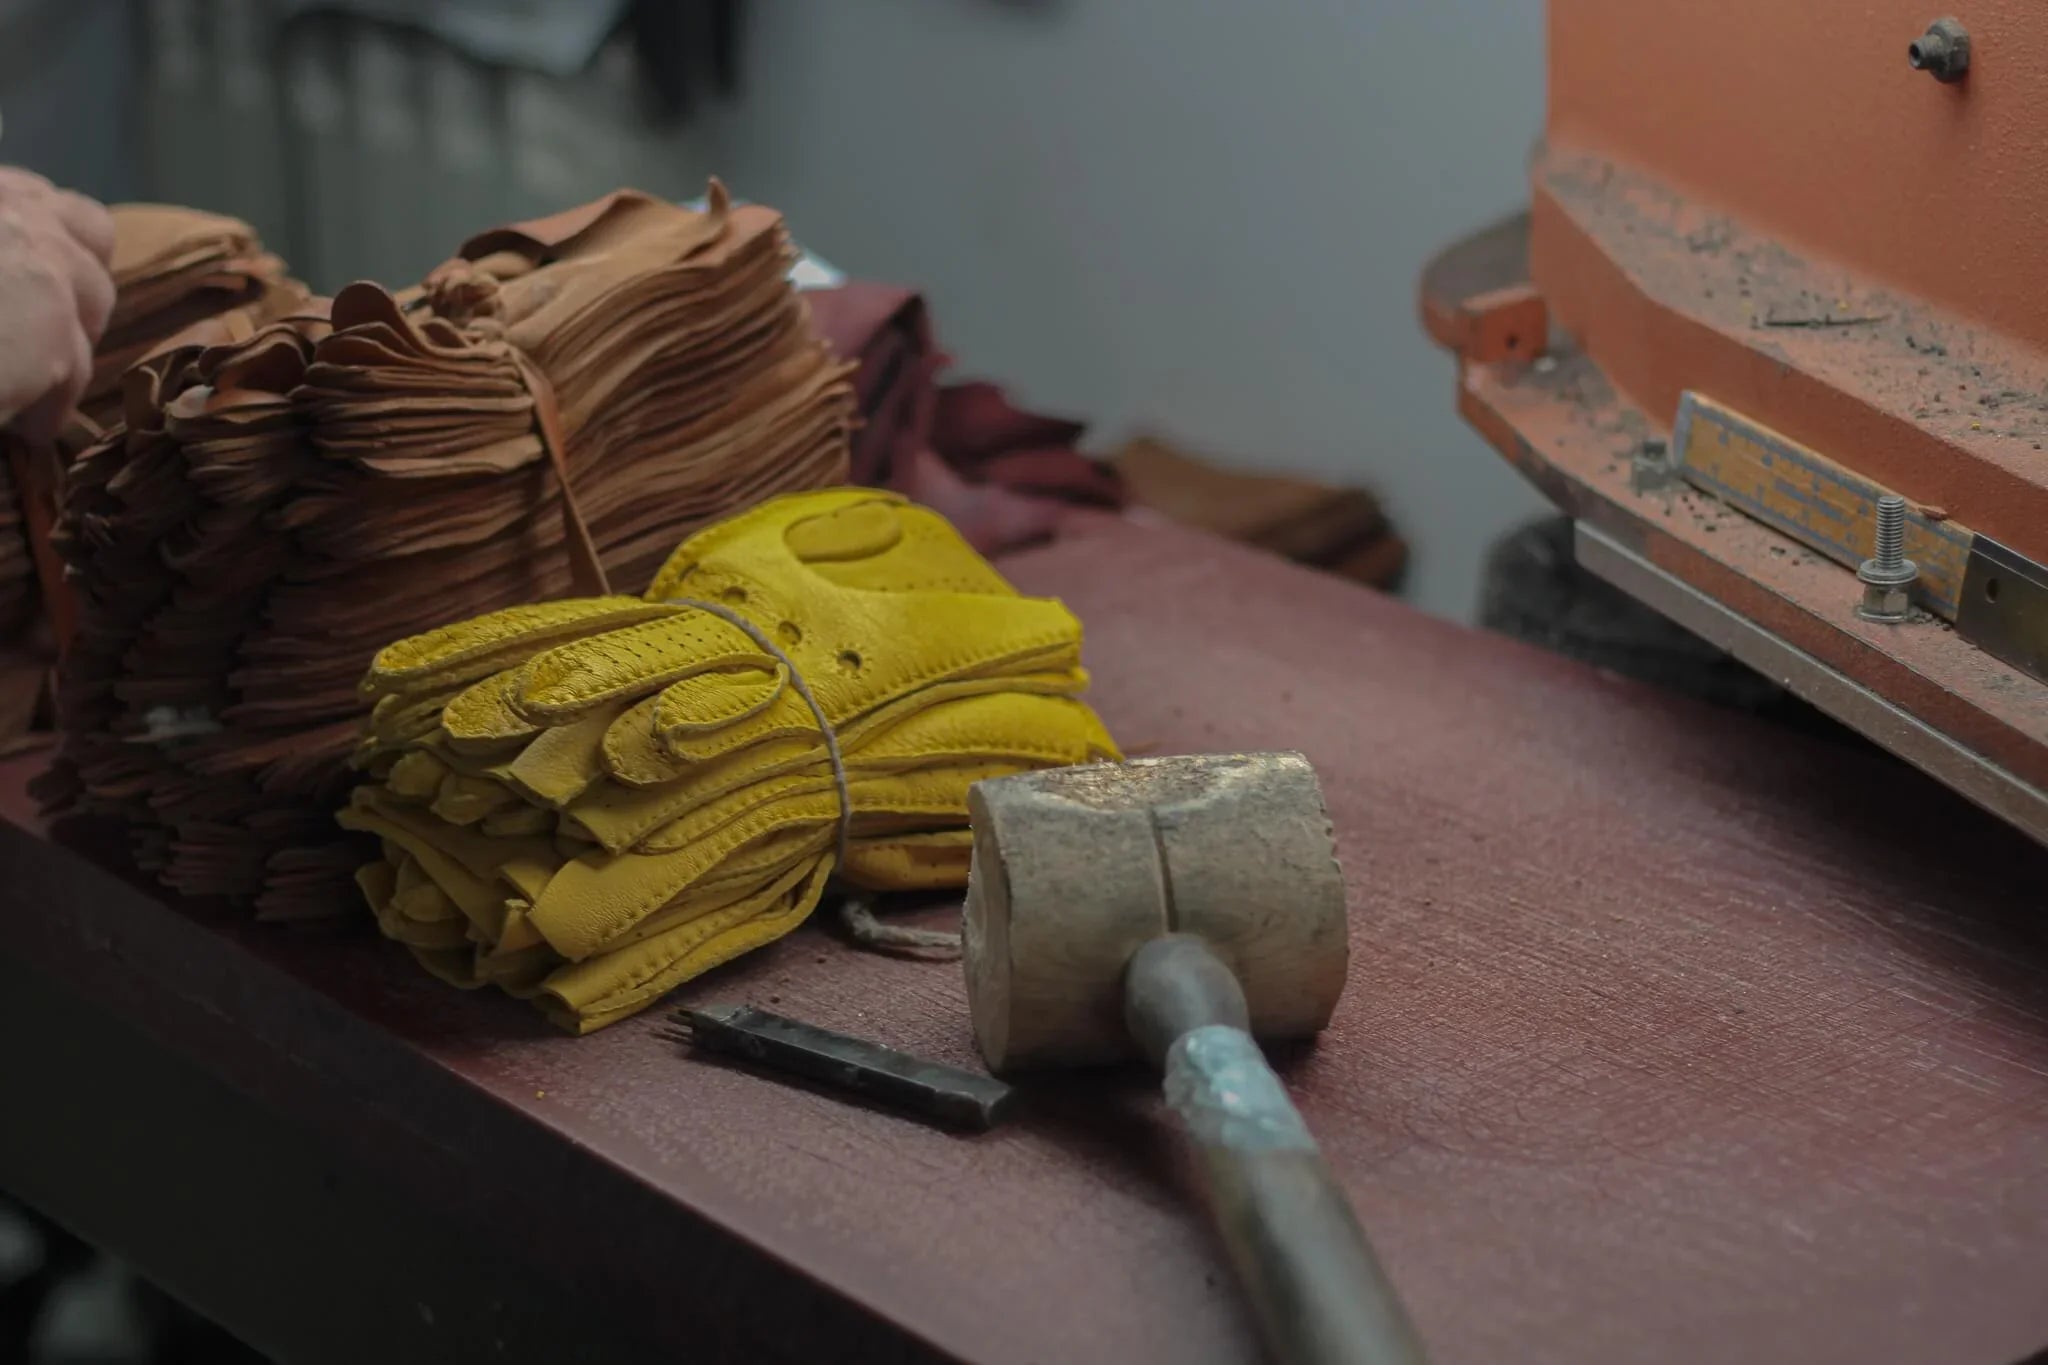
[962,751,1350,1072]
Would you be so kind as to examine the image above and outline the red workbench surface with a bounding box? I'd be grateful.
[3,515,2047,1365]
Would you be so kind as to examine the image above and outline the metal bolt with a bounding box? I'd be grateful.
[1630,437,1677,495]
[1908,18,1970,83]
[1857,494,1918,623]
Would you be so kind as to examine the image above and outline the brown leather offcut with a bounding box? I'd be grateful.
[805,281,1123,555]
[41,184,853,919]
[83,205,312,434]
[1115,435,1409,590]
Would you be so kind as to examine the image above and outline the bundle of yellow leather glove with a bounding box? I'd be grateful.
[339,488,1119,1031]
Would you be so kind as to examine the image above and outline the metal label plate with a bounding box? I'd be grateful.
[1671,392,1975,617]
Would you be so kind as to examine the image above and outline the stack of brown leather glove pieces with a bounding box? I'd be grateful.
[44,186,854,919]
[80,205,309,434]
[0,208,310,754]
[1114,436,1409,591]
[806,281,1123,554]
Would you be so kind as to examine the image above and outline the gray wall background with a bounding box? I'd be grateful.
[3,0,1547,618]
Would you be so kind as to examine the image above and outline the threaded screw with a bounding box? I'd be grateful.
[1873,495,1906,566]
[1856,493,1918,623]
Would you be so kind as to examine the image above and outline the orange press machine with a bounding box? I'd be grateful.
[1425,2,2048,847]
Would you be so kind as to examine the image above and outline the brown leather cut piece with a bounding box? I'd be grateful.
[804,281,1123,555]
[1114,435,1408,590]
[0,207,312,745]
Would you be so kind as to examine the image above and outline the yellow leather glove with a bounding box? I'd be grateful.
[340,488,1118,1032]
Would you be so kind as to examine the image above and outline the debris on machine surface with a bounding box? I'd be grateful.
[1423,2,2048,850]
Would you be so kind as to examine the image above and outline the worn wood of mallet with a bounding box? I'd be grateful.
[964,752,1427,1365]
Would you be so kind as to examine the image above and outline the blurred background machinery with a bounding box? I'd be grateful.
[1426,0,2048,851]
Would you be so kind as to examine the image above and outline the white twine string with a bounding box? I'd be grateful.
[666,596,852,869]
[665,596,962,958]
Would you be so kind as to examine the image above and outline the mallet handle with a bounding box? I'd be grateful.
[1167,1028,1428,1365]
[1127,938,1428,1365]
